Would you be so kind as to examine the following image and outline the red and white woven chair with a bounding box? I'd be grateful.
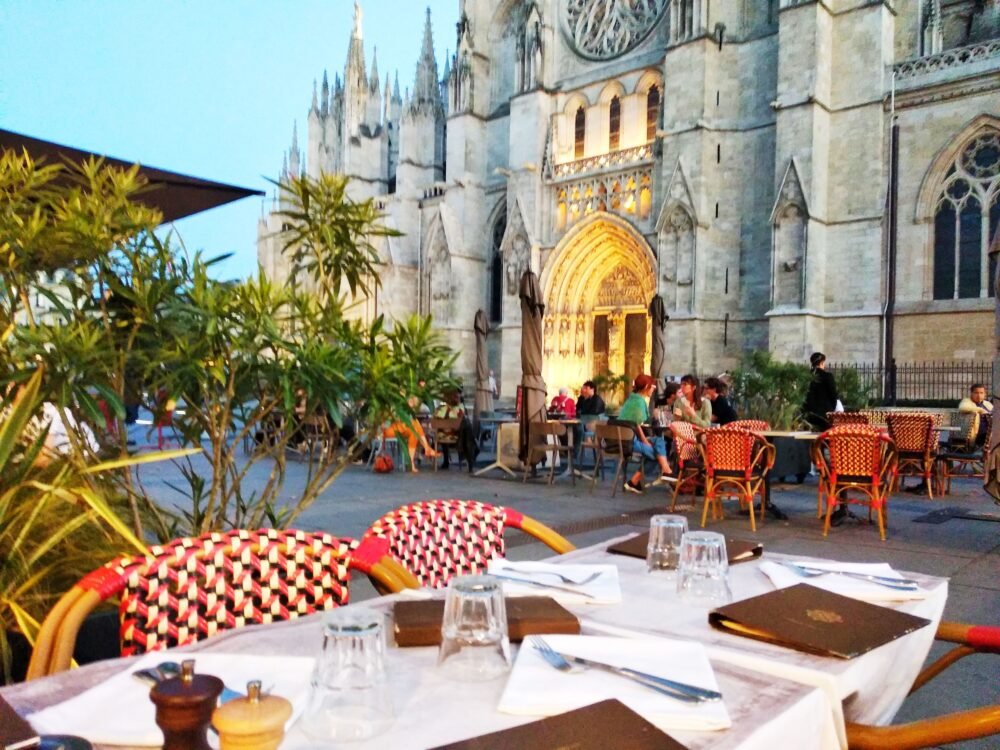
[28,528,417,678]
[362,499,575,589]
[726,419,770,432]
[827,412,869,427]
[811,425,897,541]
[886,413,940,498]
[668,421,705,510]
[847,621,1000,748]
[698,427,774,532]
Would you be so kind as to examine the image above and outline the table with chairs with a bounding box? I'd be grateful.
[8,503,1000,750]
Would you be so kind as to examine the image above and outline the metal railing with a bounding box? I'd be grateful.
[829,360,994,403]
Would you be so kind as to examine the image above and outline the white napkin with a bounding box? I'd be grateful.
[499,634,730,732]
[487,560,621,605]
[28,652,315,746]
[760,560,928,602]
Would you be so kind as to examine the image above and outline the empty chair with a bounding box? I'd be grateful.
[846,620,1000,749]
[827,412,869,427]
[590,422,640,497]
[726,419,770,432]
[27,529,416,679]
[362,499,575,588]
[523,421,574,485]
[699,427,774,533]
[887,412,939,498]
[811,425,897,541]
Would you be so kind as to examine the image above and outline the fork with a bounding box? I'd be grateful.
[495,564,602,586]
[529,637,720,703]
[778,561,920,590]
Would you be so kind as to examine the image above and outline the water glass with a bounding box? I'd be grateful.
[646,514,688,571]
[676,531,732,606]
[437,574,512,681]
[300,609,394,742]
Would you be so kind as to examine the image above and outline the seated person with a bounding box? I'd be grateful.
[673,374,713,428]
[433,389,465,469]
[704,376,738,426]
[548,387,576,419]
[959,382,993,447]
[573,380,606,461]
[617,374,675,494]
[652,381,681,426]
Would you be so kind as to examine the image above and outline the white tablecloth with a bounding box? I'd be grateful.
[557,534,948,750]
[3,593,839,750]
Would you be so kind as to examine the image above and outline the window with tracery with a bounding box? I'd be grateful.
[609,96,621,152]
[575,107,586,159]
[490,209,507,322]
[932,131,1000,300]
[563,0,669,60]
[646,86,660,142]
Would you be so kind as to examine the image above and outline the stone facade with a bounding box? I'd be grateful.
[259,0,1000,396]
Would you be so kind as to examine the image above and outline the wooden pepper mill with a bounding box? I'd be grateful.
[149,659,224,750]
[212,680,293,750]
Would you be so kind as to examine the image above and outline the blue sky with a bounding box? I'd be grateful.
[0,0,457,280]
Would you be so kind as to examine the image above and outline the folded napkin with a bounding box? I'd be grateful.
[29,652,315,746]
[487,560,621,605]
[759,560,928,602]
[498,634,730,732]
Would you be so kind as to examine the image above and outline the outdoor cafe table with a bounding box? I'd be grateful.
[553,534,948,749]
[1,593,838,750]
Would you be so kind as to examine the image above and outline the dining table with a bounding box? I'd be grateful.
[0,536,946,750]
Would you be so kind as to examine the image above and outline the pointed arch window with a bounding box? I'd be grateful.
[646,85,660,142]
[574,106,586,159]
[490,209,507,322]
[609,96,621,152]
[932,132,1000,300]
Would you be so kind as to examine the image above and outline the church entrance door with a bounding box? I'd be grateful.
[624,313,647,387]
[592,315,609,378]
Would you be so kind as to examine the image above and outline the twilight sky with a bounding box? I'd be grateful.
[0,0,457,279]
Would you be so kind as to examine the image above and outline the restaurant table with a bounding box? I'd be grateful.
[476,415,514,454]
[474,421,521,478]
[554,534,948,749]
[2,590,839,750]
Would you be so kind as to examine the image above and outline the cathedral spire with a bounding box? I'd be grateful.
[310,79,318,114]
[345,0,367,89]
[411,7,441,108]
[320,69,330,116]
[369,47,380,93]
[393,71,402,103]
[288,121,300,177]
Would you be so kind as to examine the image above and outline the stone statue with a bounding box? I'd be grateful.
[559,317,571,357]
[543,315,555,357]
[575,315,586,358]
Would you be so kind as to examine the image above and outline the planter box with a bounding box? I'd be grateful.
[770,436,812,483]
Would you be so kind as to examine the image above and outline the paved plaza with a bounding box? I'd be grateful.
[134,439,1000,750]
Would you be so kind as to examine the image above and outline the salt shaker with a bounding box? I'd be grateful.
[149,659,224,750]
[213,680,292,750]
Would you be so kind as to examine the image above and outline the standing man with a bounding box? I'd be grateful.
[803,352,839,431]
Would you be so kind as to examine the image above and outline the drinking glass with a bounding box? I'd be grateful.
[300,608,393,741]
[676,531,732,606]
[437,574,511,681]
[646,514,688,571]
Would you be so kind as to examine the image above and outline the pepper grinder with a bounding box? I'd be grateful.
[149,659,224,750]
[212,680,293,750]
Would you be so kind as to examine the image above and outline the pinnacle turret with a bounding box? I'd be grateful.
[310,79,318,114]
[411,7,441,109]
[393,71,402,103]
[321,70,330,116]
[345,0,367,90]
[369,47,380,93]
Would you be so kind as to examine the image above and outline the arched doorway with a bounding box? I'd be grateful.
[540,215,657,392]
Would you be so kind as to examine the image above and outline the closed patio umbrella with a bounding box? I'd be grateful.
[985,230,1000,504]
[519,270,547,462]
[474,309,493,433]
[649,294,668,385]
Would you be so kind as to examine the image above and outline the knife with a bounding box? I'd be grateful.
[557,651,723,702]
[491,573,597,599]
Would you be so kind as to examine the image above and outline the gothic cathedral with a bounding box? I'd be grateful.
[258,0,1000,396]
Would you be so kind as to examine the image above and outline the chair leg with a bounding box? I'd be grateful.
[747,486,757,533]
[701,480,713,527]
[876,493,887,541]
[547,449,556,485]
[611,457,625,498]
[568,451,575,486]
[823,492,836,537]
[924,461,934,499]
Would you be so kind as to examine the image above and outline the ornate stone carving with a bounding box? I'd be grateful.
[575,315,586,358]
[895,39,1000,81]
[563,0,668,60]
[597,266,646,308]
[506,236,529,296]
[543,315,555,357]
[554,168,653,233]
[558,316,572,356]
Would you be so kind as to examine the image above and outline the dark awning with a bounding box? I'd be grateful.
[0,128,264,224]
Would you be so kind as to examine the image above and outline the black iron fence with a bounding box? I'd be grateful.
[829,360,994,403]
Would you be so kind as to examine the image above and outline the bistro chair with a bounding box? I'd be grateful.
[523,421,574,485]
[668,421,704,510]
[590,422,639,497]
[827,411,869,427]
[861,409,890,428]
[726,419,770,432]
[811,425,897,541]
[698,427,775,533]
[362,499,575,589]
[27,529,417,679]
[429,417,463,472]
[846,620,1000,749]
[937,414,992,493]
[886,413,940,498]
